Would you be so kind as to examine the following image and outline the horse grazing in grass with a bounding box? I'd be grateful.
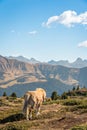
[23,88,46,120]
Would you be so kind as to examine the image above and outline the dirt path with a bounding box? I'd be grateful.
[29,113,87,130]
[30,104,87,130]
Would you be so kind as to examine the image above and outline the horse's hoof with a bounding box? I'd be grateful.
[36,112,40,116]
[26,118,29,121]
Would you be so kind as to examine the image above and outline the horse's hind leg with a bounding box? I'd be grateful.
[29,108,32,120]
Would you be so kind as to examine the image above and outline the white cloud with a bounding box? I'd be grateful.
[42,16,59,27]
[43,10,87,27]
[28,30,38,35]
[78,40,87,47]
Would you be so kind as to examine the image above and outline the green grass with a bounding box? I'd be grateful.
[63,99,82,106]
[1,121,40,130]
[62,98,87,114]
[71,124,87,130]
[43,99,60,105]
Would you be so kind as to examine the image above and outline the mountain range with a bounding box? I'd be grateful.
[8,56,87,68]
[7,56,40,64]
[0,55,87,97]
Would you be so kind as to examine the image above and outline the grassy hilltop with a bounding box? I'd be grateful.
[0,94,87,130]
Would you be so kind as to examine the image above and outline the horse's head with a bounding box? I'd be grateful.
[36,88,46,102]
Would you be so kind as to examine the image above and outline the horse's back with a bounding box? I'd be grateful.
[24,88,46,106]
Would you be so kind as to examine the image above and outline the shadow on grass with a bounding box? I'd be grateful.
[0,113,25,123]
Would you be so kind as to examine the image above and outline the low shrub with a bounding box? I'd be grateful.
[63,99,81,106]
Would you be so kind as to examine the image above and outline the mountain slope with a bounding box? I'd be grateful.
[0,55,87,97]
[0,79,72,97]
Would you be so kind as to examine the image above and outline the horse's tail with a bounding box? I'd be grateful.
[23,93,30,113]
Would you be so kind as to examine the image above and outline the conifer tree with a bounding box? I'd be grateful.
[10,92,17,98]
[51,91,58,100]
[3,92,7,96]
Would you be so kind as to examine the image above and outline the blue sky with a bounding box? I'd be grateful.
[0,0,87,62]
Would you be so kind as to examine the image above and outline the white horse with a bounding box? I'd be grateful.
[23,88,46,120]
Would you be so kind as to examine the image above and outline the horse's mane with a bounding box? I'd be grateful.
[36,88,46,92]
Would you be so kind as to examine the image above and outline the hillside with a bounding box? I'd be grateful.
[1,96,87,130]
[0,55,46,87]
[0,55,87,97]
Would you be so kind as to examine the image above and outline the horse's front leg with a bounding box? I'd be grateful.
[36,104,41,117]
